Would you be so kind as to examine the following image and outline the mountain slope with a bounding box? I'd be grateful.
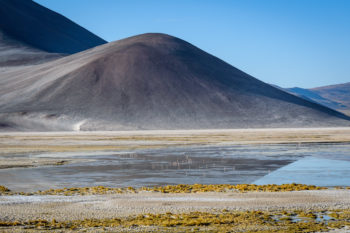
[0,33,349,131]
[0,0,106,55]
[0,29,62,67]
[313,83,350,116]
[287,83,350,116]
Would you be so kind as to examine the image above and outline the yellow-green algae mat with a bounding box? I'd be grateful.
[0,183,334,196]
[1,184,350,232]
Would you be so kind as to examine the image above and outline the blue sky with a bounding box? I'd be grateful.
[35,0,350,88]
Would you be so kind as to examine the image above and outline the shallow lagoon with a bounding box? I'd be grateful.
[255,156,350,186]
[1,143,350,191]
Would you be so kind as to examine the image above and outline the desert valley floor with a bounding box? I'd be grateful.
[1,128,350,232]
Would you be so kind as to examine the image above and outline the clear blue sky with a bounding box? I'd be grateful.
[35,0,350,88]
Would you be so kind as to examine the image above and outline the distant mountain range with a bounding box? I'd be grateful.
[0,0,349,131]
[286,83,350,116]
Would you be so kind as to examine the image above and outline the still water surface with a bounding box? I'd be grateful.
[1,143,349,191]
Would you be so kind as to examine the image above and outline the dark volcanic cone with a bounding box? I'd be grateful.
[0,33,349,131]
[0,0,107,68]
[0,0,106,54]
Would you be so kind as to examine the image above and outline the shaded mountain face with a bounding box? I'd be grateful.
[286,84,350,116]
[0,0,106,55]
[0,29,62,67]
[0,33,349,131]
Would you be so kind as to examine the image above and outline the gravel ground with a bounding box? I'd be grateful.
[1,190,350,222]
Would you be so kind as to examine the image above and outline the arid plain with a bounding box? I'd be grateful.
[1,128,350,232]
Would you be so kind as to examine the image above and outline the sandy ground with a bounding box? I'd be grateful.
[1,190,350,222]
[1,127,350,155]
